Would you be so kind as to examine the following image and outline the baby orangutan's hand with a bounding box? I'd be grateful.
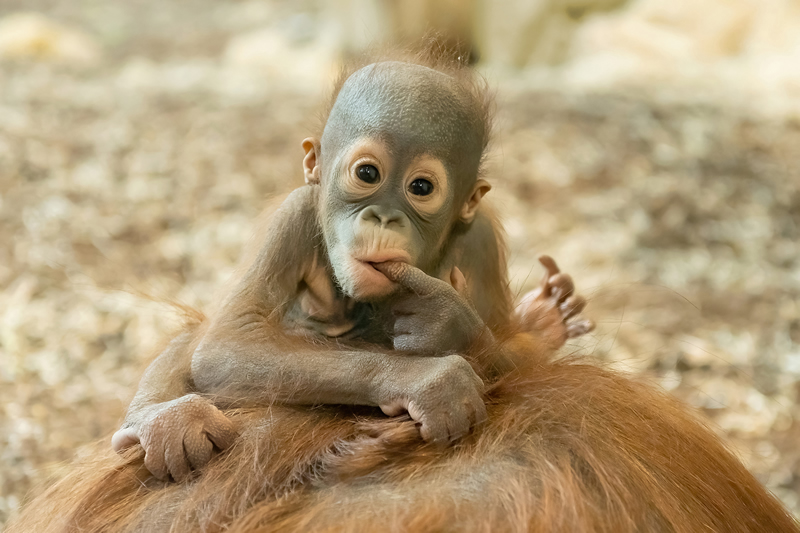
[515,255,594,349]
[375,262,489,355]
[111,394,237,482]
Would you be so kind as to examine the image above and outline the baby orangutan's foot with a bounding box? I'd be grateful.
[515,255,594,349]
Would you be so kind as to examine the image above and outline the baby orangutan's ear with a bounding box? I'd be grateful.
[302,138,321,185]
[460,179,491,223]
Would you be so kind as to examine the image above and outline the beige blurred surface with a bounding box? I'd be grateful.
[1,0,800,526]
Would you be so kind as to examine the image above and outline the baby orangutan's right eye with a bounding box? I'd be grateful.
[357,164,380,184]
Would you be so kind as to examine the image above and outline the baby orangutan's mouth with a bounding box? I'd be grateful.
[363,260,403,282]
[366,260,399,271]
[350,251,410,291]
[355,251,411,273]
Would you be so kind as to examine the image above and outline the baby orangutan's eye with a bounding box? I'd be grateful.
[356,164,380,184]
[408,178,434,197]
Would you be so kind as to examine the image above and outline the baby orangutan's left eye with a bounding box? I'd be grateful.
[409,178,434,196]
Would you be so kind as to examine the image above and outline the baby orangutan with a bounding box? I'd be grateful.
[10,50,798,533]
[110,59,594,481]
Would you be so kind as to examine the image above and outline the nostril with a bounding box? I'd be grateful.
[359,206,383,224]
[359,206,404,227]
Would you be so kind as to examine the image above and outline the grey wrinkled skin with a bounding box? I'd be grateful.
[379,354,487,446]
[375,261,488,354]
[320,62,487,279]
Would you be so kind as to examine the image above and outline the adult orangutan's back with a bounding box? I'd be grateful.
[9,332,798,533]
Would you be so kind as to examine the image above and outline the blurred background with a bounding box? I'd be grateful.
[1,0,800,526]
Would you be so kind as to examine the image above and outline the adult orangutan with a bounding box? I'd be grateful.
[8,49,798,533]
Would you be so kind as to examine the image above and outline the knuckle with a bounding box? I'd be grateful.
[440,357,482,394]
[442,353,469,370]
[443,355,477,379]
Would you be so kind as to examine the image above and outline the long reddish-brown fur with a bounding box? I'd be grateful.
[9,328,799,532]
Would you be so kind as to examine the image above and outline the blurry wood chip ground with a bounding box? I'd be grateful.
[1,0,799,525]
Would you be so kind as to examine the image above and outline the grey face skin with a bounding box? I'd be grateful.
[316,62,487,301]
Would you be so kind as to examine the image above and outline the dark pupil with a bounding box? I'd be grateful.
[357,165,379,184]
[409,178,434,196]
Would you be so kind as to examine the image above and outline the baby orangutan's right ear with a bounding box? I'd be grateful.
[460,179,491,223]
[302,138,321,185]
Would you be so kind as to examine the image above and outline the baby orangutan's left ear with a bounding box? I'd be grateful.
[460,179,491,223]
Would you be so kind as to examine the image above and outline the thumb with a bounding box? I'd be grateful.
[373,262,444,296]
[111,427,140,452]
